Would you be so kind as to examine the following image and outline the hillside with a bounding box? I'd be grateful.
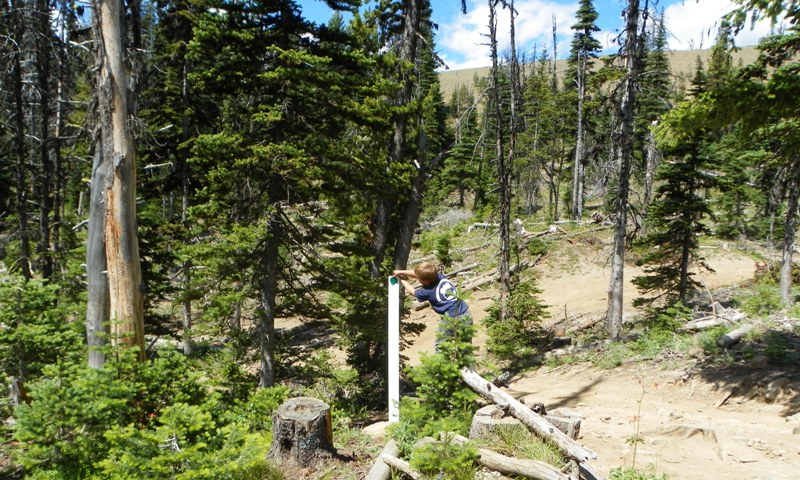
[394,222,799,480]
[438,46,760,100]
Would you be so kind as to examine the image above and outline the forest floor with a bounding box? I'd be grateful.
[390,235,800,480]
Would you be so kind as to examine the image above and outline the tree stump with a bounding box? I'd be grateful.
[267,396,334,468]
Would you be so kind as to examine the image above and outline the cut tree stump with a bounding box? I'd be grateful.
[267,396,334,468]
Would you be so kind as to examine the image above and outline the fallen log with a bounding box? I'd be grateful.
[380,453,422,480]
[459,367,597,464]
[468,222,499,232]
[681,311,747,332]
[717,324,754,349]
[364,439,399,480]
[680,317,730,332]
[462,260,534,292]
[450,433,571,480]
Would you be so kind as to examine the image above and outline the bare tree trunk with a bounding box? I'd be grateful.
[503,0,521,297]
[181,53,193,356]
[34,0,54,279]
[10,0,32,280]
[607,0,644,340]
[94,0,145,359]
[488,0,510,313]
[258,209,281,388]
[643,129,658,208]
[779,161,800,305]
[86,146,111,369]
[571,55,586,221]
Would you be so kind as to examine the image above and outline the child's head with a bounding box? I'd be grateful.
[414,262,438,285]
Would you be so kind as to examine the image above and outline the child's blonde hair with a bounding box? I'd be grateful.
[414,262,438,284]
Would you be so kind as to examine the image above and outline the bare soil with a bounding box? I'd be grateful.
[398,245,800,479]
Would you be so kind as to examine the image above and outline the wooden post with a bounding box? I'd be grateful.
[388,276,400,423]
[267,397,334,468]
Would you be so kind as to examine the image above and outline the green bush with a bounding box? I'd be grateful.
[409,432,478,479]
[526,237,549,256]
[389,316,477,455]
[738,284,782,316]
[11,346,285,479]
[484,280,550,364]
[610,466,668,480]
[762,331,790,364]
[0,275,84,380]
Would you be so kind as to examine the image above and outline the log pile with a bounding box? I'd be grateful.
[367,369,604,480]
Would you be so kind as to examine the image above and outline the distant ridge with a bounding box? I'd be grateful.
[438,46,760,100]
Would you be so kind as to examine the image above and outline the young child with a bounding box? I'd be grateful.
[393,262,472,349]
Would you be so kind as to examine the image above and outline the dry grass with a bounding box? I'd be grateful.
[438,46,760,100]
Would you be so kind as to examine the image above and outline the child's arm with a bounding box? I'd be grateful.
[392,269,417,279]
[392,270,418,296]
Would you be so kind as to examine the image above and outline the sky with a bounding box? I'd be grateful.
[299,0,778,70]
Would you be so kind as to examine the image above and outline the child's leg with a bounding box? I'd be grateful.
[434,315,456,352]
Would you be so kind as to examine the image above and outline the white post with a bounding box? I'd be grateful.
[387,276,400,423]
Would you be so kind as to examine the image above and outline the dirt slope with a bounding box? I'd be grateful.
[402,246,757,365]
[399,245,800,479]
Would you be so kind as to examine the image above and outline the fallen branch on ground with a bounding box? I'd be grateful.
[459,367,598,465]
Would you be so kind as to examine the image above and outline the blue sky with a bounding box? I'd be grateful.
[299,0,776,70]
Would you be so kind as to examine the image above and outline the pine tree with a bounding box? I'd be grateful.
[633,101,716,307]
[567,0,602,220]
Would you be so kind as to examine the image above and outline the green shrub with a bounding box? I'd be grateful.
[0,275,84,380]
[526,237,549,256]
[409,432,478,480]
[762,330,790,364]
[484,280,550,365]
[11,348,227,479]
[610,465,668,480]
[738,284,782,316]
[389,317,477,455]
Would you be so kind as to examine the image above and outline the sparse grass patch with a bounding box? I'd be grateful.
[610,466,669,480]
[476,424,567,469]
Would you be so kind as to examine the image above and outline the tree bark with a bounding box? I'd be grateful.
[488,0,511,314]
[34,0,54,279]
[93,0,145,360]
[607,0,644,340]
[572,54,587,221]
[10,0,32,280]
[779,161,800,305]
[267,397,334,468]
[86,146,111,369]
[258,208,281,388]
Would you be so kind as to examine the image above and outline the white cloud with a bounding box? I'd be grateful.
[663,0,776,50]
[437,0,578,70]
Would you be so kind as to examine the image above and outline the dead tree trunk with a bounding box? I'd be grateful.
[267,397,335,468]
[607,0,644,341]
[93,0,145,359]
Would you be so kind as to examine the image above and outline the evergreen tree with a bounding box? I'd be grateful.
[185,0,397,386]
[634,101,716,307]
[637,12,672,209]
[567,0,602,220]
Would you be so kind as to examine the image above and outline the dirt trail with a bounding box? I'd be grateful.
[400,248,800,479]
[511,362,798,480]
[402,248,757,365]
